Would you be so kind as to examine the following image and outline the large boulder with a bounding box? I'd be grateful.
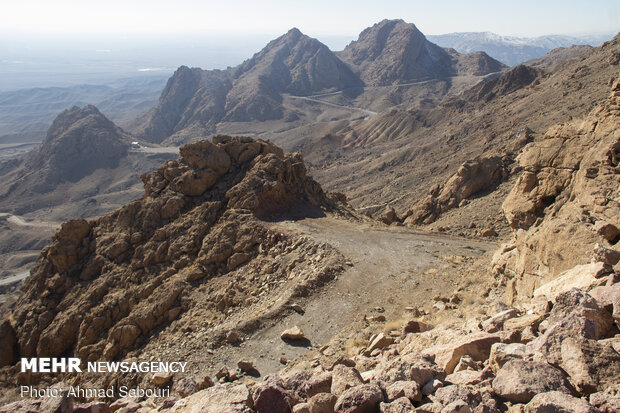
[492,360,573,404]
[170,383,253,412]
[525,391,598,413]
[560,337,620,394]
[334,384,384,413]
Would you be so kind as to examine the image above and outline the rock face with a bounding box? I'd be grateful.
[405,157,505,225]
[337,19,503,86]
[7,136,347,366]
[494,79,620,303]
[136,29,361,143]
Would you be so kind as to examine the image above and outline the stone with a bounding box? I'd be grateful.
[492,360,573,404]
[282,326,306,341]
[482,309,520,333]
[169,383,252,413]
[380,206,398,225]
[423,333,501,374]
[331,364,365,396]
[226,330,243,344]
[441,400,471,413]
[593,221,620,243]
[433,385,481,407]
[592,243,620,266]
[152,372,173,386]
[589,384,620,413]
[533,264,610,301]
[308,393,338,413]
[417,403,445,413]
[401,320,432,337]
[489,343,528,373]
[528,315,599,366]
[72,402,111,413]
[503,314,544,332]
[525,391,598,413]
[547,289,613,338]
[379,397,415,413]
[293,403,311,413]
[253,384,298,413]
[365,333,394,356]
[422,379,444,396]
[334,384,384,413]
[215,366,230,382]
[454,355,483,372]
[237,359,256,374]
[304,372,333,398]
[39,385,73,413]
[445,369,484,386]
[560,337,620,394]
[385,381,422,402]
[173,377,199,397]
[588,283,620,312]
[0,400,41,413]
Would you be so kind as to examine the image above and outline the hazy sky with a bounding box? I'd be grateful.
[2,0,619,40]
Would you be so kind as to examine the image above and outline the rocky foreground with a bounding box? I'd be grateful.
[1,259,618,412]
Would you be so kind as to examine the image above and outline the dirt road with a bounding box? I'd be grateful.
[200,216,496,376]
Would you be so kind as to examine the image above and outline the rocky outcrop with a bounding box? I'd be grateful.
[3,276,617,413]
[404,157,506,225]
[6,136,349,369]
[493,79,620,303]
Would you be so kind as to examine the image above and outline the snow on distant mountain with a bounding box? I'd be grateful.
[427,32,614,66]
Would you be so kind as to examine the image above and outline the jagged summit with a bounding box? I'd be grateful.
[135,28,360,143]
[336,19,504,86]
[3,136,349,368]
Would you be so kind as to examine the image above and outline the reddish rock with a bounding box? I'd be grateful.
[73,402,111,413]
[334,384,384,413]
[380,397,415,413]
[560,337,620,394]
[385,381,422,402]
[525,391,598,413]
[308,393,338,413]
[253,384,298,413]
[492,360,573,403]
[331,365,364,396]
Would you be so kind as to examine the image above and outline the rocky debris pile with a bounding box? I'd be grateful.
[0,136,350,390]
[492,79,620,303]
[4,261,618,412]
[403,157,507,225]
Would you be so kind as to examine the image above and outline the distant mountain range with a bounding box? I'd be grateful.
[427,32,614,66]
[134,20,505,144]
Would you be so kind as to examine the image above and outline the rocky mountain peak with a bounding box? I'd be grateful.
[342,19,426,65]
[26,105,129,186]
[3,136,349,372]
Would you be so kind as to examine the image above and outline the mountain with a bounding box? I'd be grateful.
[427,32,613,66]
[0,105,169,220]
[134,22,505,145]
[134,29,361,144]
[0,136,350,375]
[284,33,620,229]
[337,20,504,85]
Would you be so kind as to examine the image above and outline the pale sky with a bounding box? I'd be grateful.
[1,0,618,39]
